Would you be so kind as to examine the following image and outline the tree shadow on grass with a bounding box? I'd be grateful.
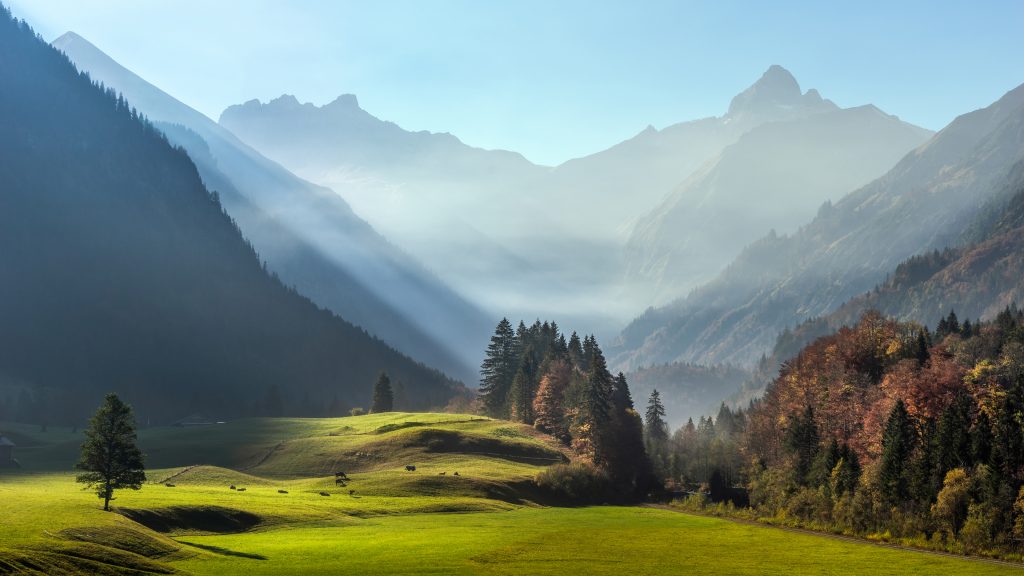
[178,541,267,560]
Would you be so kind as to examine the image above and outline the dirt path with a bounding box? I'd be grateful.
[644,503,1024,570]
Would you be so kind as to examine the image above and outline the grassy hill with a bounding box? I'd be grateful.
[1,413,1020,575]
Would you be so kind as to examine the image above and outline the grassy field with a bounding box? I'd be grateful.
[1,413,1021,575]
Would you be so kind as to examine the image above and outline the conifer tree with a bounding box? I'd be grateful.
[879,400,916,505]
[479,318,518,418]
[571,342,612,467]
[644,390,669,445]
[371,372,394,413]
[915,329,930,367]
[567,332,583,369]
[508,363,535,424]
[785,405,820,485]
[612,372,634,412]
[75,394,146,511]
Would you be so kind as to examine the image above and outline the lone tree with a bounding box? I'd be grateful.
[371,372,394,413]
[75,394,146,511]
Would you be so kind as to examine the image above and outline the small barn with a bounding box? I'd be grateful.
[0,436,14,466]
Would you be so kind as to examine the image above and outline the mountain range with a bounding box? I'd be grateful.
[611,79,1024,375]
[217,66,930,328]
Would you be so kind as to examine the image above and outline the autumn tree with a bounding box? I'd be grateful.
[75,394,146,511]
[533,359,571,442]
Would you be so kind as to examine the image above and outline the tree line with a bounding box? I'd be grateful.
[478,319,657,498]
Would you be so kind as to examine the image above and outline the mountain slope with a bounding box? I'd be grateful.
[52,32,489,383]
[612,80,1024,371]
[626,100,932,301]
[0,9,457,423]
[823,161,1024,330]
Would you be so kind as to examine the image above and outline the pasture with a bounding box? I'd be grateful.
[0,413,1020,575]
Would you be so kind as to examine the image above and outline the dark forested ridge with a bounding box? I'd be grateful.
[0,8,458,425]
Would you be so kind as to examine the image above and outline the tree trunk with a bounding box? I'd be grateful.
[103,481,111,511]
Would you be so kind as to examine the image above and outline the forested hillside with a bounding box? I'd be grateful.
[663,310,1024,558]
[0,9,457,425]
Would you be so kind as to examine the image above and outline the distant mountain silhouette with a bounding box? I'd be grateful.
[53,32,490,383]
[0,9,458,424]
[218,66,928,328]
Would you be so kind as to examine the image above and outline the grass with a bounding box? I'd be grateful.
[2,412,1022,575]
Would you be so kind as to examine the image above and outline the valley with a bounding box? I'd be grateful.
[2,413,1018,576]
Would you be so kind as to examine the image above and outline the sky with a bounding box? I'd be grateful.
[9,0,1024,166]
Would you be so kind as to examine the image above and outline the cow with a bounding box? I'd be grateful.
[405,465,416,472]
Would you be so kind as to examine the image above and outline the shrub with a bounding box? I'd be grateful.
[534,463,610,504]
[349,408,366,417]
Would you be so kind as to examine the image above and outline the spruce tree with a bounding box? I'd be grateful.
[371,372,394,413]
[479,318,518,418]
[785,405,820,485]
[644,390,669,445]
[611,372,634,412]
[75,394,146,511]
[915,329,930,367]
[879,400,916,505]
[567,332,583,369]
[508,363,535,424]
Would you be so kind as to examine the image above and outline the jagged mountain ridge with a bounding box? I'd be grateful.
[218,65,928,328]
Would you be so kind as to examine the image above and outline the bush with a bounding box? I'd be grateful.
[534,463,610,504]
[349,408,366,417]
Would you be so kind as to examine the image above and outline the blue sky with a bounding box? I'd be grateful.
[9,0,1024,165]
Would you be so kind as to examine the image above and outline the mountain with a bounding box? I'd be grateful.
[0,8,458,424]
[218,66,929,328]
[52,32,489,383]
[821,160,1024,331]
[611,80,1024,372]
[626,96,932,301]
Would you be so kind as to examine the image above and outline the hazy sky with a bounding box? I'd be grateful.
[10,0,1024,165]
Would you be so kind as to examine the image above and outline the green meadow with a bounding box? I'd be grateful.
[1,413,1020,575]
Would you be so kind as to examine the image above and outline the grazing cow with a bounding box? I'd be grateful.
[405,465,416,472]
[349,490,355,496]
[334,471,350,480]
[278,490,289,494]
[438,472,446,476]
[229,485,236,490]
[319,491,331,496]
[335,477,347,486]
[237,488,247,492]
[165,483,176,487]
[453,472,459,476]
